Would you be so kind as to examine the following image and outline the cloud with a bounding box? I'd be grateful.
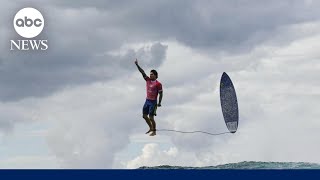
[122,22,320,167]
[0,41,167,101]
[0,155,58,169]
[1,2,168,102]
[125,143,182,168]
[40,79,145,168]
[1,0,320,168]
[2,0,319,102]
[0,100,38,136]
[44,0,320,51]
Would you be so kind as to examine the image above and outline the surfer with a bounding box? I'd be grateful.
[135,58,163,136]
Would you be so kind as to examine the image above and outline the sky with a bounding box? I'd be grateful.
[0,0,320,169]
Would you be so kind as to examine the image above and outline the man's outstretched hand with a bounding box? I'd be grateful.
[134,58,138,65]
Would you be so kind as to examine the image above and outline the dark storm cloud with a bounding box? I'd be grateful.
[48,0,320,50]
[0,42,167,101]
[0,1,167,101]
[1,0,319,101]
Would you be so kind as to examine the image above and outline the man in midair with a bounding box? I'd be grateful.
[135,58,163,136]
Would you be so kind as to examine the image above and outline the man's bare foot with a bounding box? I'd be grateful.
[145,129,152,134]
[149,131,156,136]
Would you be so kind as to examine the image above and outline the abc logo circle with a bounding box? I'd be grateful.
[13,7,44,38]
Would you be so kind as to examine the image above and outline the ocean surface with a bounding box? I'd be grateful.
[139,161,320,169]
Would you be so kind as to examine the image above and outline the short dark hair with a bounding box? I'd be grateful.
[150,69,158,78]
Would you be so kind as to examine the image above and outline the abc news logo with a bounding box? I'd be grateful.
[16,16,43,28]
[10,7,48,51]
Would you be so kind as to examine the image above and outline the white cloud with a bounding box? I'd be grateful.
[126,143,181,169]
[122,21,320,168]
[40,79,146,168]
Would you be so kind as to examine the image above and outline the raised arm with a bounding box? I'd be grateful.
[135,58,148,80]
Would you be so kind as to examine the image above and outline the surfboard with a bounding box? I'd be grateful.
[220,72,239,133]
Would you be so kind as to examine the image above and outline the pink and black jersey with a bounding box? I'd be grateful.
[145,77,162,101]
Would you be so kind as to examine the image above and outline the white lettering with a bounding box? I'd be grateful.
[10,40,20,50]
[29,40,41,50]
[40,40,48,50]
[21,40,29,50]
